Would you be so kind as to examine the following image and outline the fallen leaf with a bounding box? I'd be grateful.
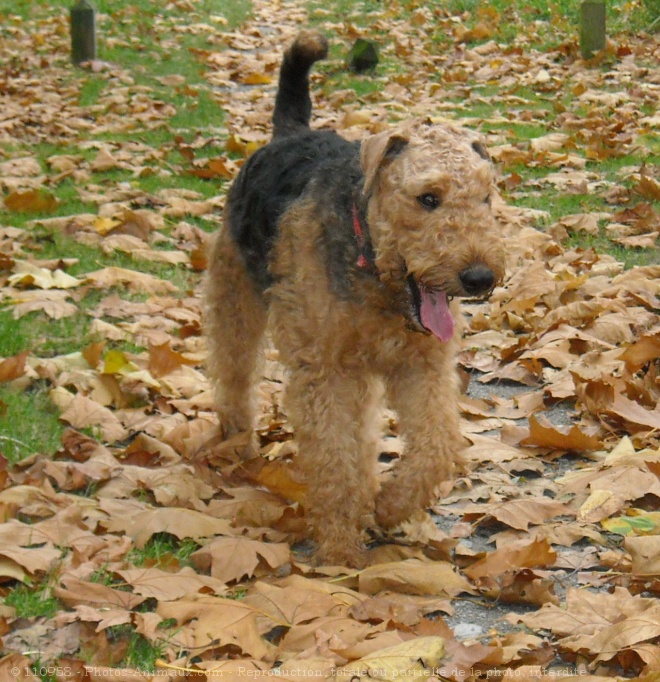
[157,596,271,659]
[4,189,59,213]
[191,537,290,583]
[84,266,178,294]
[335,636,445,680]
[8,261,80,290]
[0,351,29,382]
[625,536,660,575]
[359,559,474,598]
[148,341,196,378]
[103,507,233,548]
[116,566,227,600]
[464,539,556,580]
[521,415,601,451]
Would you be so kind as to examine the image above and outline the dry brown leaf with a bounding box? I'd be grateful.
[619,333,660,371]
[207,487,290,528]
[103,507,233,548]
[59,394,128,443]
[335,636,445,680]
[604,392,660,431]
[10,289,78,319]
[191,537,290,583]
[8,261,80,290]
[0,654,40,680]
[464,538,556,580]
[116,566,227,600]
[521,415,601,452]
[157,596,271,659]
[55,575,145,610]
[4,189,59,213]
[349,593,449,627]
[0,351,29,382]
[148,341,197,378]
[509,587,660,667]
[84,266,178,294]
[243,576,357,627]
[252,459,307,504]
[90,147,120,172]
[578,489,627,523]
[131,248,190,265]
[359,559,474,597]
[278,615,387,661]
[625,536,660,575]
[487,497,571,530]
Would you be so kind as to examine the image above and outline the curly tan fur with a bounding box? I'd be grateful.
[204,31,506,568]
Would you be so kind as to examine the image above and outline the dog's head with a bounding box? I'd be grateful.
[360,119,505,340]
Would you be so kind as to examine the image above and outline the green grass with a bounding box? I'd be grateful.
[0,384,64,464]
[127,533,200,568]
[104,624,165,673]
[0,0,235,466]
[4,580,62,619]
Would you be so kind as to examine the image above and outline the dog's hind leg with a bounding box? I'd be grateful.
[204,228,267,442]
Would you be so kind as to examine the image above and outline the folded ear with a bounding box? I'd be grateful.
[471,140,491,162]
[360,130,409,197]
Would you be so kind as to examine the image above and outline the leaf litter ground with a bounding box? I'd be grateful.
[0,0,659,680]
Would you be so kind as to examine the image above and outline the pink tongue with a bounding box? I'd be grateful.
[420,288,455,342]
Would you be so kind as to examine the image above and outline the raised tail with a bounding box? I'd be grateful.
[272,30,328,138]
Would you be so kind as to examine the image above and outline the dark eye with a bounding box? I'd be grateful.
[484,194,491,205]
[417,193,441,210]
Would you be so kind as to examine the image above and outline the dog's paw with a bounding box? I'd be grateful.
[374,489,411,529]
[315,541,368,570]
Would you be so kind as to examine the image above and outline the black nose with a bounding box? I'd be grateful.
[459,264,495,296]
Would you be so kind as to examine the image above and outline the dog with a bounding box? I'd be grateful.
[204,30,505,567]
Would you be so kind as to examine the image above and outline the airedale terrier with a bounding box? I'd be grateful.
[205,30,505,567]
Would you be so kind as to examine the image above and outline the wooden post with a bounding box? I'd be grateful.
[70,0,96,65]
[580,0,606,59]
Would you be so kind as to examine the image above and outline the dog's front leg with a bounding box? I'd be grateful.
[376,341,465,528]
[286,368,379,568]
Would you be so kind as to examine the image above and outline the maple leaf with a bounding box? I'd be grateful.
[335,636,445,680]
[10,289,78,319]
[0,351,29,382]
[101,506,232,548]
[8,261,80,290]
[84,267,178,294]
[116,566,227,600]
[147,341,197,378]
[464,538,557,581]
[58,394,128,443]
[191,537,290,583]
[359,559,474,598]
[521,415,601,452]
[157,596,271,659]
[4,189,59,213]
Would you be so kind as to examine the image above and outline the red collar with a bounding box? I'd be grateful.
[352,204,374,271]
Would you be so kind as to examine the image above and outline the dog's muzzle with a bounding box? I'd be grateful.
[405,264,497,342]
